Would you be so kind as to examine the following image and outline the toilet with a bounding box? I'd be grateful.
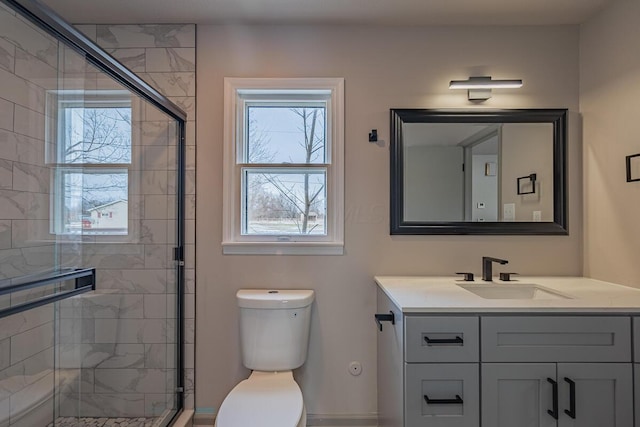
[215,289,315,427]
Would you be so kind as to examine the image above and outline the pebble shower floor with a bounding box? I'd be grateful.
[48,417,158,427]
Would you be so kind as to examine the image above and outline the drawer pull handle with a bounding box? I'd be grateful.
[424,394,463,405]
[374,312,395,332]
[564,377,576,419]
[547,378,558,420]
[424,336,463,345]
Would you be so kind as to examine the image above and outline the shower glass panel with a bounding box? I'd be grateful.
[0,1,185,426]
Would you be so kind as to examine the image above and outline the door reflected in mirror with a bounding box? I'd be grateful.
[390,109,567,235]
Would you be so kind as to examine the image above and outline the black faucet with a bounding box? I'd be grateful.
[482,257,508,281]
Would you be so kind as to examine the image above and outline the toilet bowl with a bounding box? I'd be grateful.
[215,371,306,427]
[214,289,314,427]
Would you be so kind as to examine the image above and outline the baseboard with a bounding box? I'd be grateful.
[307,413,378,426]
[173,409,195,427]
[193,412,213,425]
[193,413,377,426]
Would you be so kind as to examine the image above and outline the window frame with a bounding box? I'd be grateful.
[46,90,138,241]
[222,78,345,255]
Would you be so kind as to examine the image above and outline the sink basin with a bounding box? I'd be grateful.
[457,283,572,300]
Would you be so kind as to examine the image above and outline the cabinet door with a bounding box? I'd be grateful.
[558,363,633,427]
[635,365,640,427]
[405,363,479,427]
[482,363,557,427]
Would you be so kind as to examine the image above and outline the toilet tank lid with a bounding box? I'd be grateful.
[237,289,315,309]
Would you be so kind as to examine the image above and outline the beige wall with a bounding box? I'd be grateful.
[196,24,583,418]
[580,0,640,287]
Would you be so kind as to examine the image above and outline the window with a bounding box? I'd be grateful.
[223,78,344,255]
[48,91,133,236]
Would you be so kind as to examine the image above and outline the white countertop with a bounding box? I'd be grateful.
[375,276,640,313]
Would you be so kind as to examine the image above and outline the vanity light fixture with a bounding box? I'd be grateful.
[449,76,523,101]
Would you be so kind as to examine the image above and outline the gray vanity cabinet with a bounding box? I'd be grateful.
[482,363,633,427]
[481,316,633,427]
[377,288,479,427]
[377,288,636,427]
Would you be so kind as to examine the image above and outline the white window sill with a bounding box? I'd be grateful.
[222,241,344,255]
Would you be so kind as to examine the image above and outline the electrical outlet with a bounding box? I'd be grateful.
[533,211,542,222]
[503,203,515,221]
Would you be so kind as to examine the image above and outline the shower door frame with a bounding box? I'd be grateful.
[2,0,188,423]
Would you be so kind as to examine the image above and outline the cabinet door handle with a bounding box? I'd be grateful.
[564,377,576,419]
[424,394,463,405]
[424,336,463,345]
[547,378,558,420]
[374,311,395,332]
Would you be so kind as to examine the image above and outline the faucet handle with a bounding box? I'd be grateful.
[499,272,519,281]
[455,272,475,282]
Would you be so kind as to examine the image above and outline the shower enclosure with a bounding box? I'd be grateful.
[0,0,186,425]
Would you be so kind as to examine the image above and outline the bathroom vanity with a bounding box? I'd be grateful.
[375,276,640,427]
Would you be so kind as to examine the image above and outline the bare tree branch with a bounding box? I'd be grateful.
[62,107,131,214]
[244,107,326,234]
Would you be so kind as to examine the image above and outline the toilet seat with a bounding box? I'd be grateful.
[216,370,304,427]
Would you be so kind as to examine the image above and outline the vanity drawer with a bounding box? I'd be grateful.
[405,363,479,427]
[482,316,631,362]
[405,316,479,363]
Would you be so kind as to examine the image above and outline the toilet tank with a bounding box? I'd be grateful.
[237,289,314,371]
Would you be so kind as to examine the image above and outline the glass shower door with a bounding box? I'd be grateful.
[0,0,186,425]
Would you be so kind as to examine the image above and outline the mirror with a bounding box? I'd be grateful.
[390,109,567,235]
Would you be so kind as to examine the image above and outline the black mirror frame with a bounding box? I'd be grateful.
[390,108,568,235]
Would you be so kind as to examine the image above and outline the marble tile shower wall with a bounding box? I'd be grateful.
[0,4,58,280]
[56,23,196,417]
[0,6,61,427]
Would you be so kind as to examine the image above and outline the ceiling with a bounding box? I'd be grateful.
[41,0,613,26]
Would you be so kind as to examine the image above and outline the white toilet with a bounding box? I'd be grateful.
[215,289,315,427]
